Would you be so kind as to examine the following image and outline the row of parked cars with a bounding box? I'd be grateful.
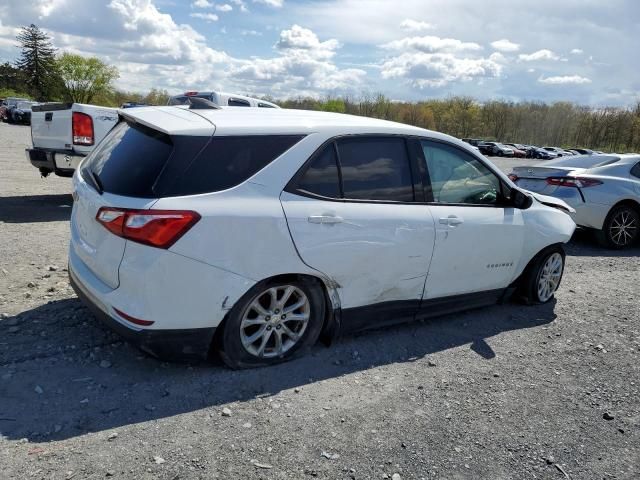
[462,138,603,160]
[0,96,38,124]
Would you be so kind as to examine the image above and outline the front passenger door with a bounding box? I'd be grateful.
[420,140,525,299]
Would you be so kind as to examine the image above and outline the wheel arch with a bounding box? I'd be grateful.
[209,272,340,359]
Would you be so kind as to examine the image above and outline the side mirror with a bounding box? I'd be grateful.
[511,188,533,210]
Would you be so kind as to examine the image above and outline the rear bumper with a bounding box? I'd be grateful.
[69,261,216,362]
[25,148,84,177]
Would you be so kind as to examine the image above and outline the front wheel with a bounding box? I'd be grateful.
[595,204,639,249]
[519,247,565,304]
[218,278,325,369]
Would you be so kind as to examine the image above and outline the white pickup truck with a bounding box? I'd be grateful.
[26,103,119,177]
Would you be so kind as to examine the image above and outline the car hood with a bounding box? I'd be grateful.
[527,191,576,214]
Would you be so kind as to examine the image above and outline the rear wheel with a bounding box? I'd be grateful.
[596,204,639,249]
[519,246,565,304]
[218,278,325,369]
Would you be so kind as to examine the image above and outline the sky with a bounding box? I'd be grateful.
[0,0,639,105]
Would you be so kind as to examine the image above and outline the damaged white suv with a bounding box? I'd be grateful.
[69,105,576,368]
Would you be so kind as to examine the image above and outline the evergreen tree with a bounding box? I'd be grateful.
[15,24,58,100]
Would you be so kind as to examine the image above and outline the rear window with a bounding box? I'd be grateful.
[83,121,304,197]
[166,135,304,196]
[228,98,250,107]
[83,122,173,198]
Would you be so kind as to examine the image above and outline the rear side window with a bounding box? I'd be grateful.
[631,162,640,178]
[295,144,341,198]
[83,122,173,198]
[337,137,414,202]
[228,98,250,107]
[167,135,304,196]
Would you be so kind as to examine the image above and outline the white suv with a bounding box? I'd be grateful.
[69,105,576,368]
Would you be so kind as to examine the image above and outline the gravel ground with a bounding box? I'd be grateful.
[0,122,638,480]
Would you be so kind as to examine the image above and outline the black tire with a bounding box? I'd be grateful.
[218,277,325,369]
[518,245,565,305]
[595,204,640,249]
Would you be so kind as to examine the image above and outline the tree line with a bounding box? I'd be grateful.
[1,25,638,152]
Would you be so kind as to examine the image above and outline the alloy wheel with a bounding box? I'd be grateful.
[240,285,310,358]
[536,253,563,302]
[609,208,638,247]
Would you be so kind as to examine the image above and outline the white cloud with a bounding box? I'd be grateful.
[230,0,248,12]
[399,19,434,32]
[518,49,560,62]
[275,24,340,60]
[490,38,520,52]
[241,29,262,36]
[381,52,502,88]
[192,0,213,7]
[382,35,482,53]
[570,48,583,54]
[253,0,283,7]
[189,12,219,22]
[216,3,233,11]
[538,75,592,85]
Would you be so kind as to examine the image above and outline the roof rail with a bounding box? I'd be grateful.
[187,97,221,110]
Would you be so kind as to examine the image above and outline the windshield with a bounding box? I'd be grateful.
[16,102,34,110]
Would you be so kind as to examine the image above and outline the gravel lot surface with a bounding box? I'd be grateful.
[1,122,638,479]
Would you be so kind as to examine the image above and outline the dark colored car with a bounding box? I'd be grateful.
[531,148,558,160]
[9,101,37,125]
[571,148,594,155]
[478,142,514,157]
[461,138,483,147]
[0,97,30,122]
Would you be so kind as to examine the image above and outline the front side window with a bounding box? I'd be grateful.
[631,162,640,179]
[421,140,501,205]
[337,137,414,202]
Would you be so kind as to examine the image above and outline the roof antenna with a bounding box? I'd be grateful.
[188,97,221,110]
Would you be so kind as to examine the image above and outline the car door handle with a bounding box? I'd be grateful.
[439,215,464,226]
[308,215,344,224]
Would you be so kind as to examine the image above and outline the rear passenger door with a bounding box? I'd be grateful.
[280,136,436,329]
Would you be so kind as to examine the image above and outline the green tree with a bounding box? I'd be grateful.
[57,53,119,104]
[15,24,59,100]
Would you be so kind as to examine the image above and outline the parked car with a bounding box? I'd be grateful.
[571,148,594,155]
[532,148,558,160]
[509,154,640,248]
[26,103,118,177]
[168,91,280,108]
[0,96,29,122]
[121,102,148,108]
[461,138,483,147]
[69,106,575,367]
[479,142,515,157]
[543,147,574,157]
[504,143,527,158]
[9,100,38,125]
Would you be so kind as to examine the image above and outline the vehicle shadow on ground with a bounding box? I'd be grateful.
[0,297,556,442]
[566,229,640,257]
[0,194,73,223]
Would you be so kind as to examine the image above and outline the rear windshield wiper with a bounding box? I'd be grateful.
[88,170,104,194]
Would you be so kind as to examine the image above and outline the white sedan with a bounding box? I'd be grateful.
[68,106,575,367]
[510,154,640,248]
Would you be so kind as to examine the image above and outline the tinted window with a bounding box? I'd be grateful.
[631,162,640,178]
[422,141,501,205]
[295,144,341,198]
[228,98,250,107]
[258,102,276,108]
[167,135,304,196]
[83,122,173,198]
[168,96,190,105]
[337,137,414,202]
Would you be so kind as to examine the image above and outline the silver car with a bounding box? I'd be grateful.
[509,154,640,248]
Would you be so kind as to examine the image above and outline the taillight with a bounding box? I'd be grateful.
[185,91,198,96]
[72,112,94,146]
[546,177,602,188]
[96,208,200,249]
[508,173,518,182]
